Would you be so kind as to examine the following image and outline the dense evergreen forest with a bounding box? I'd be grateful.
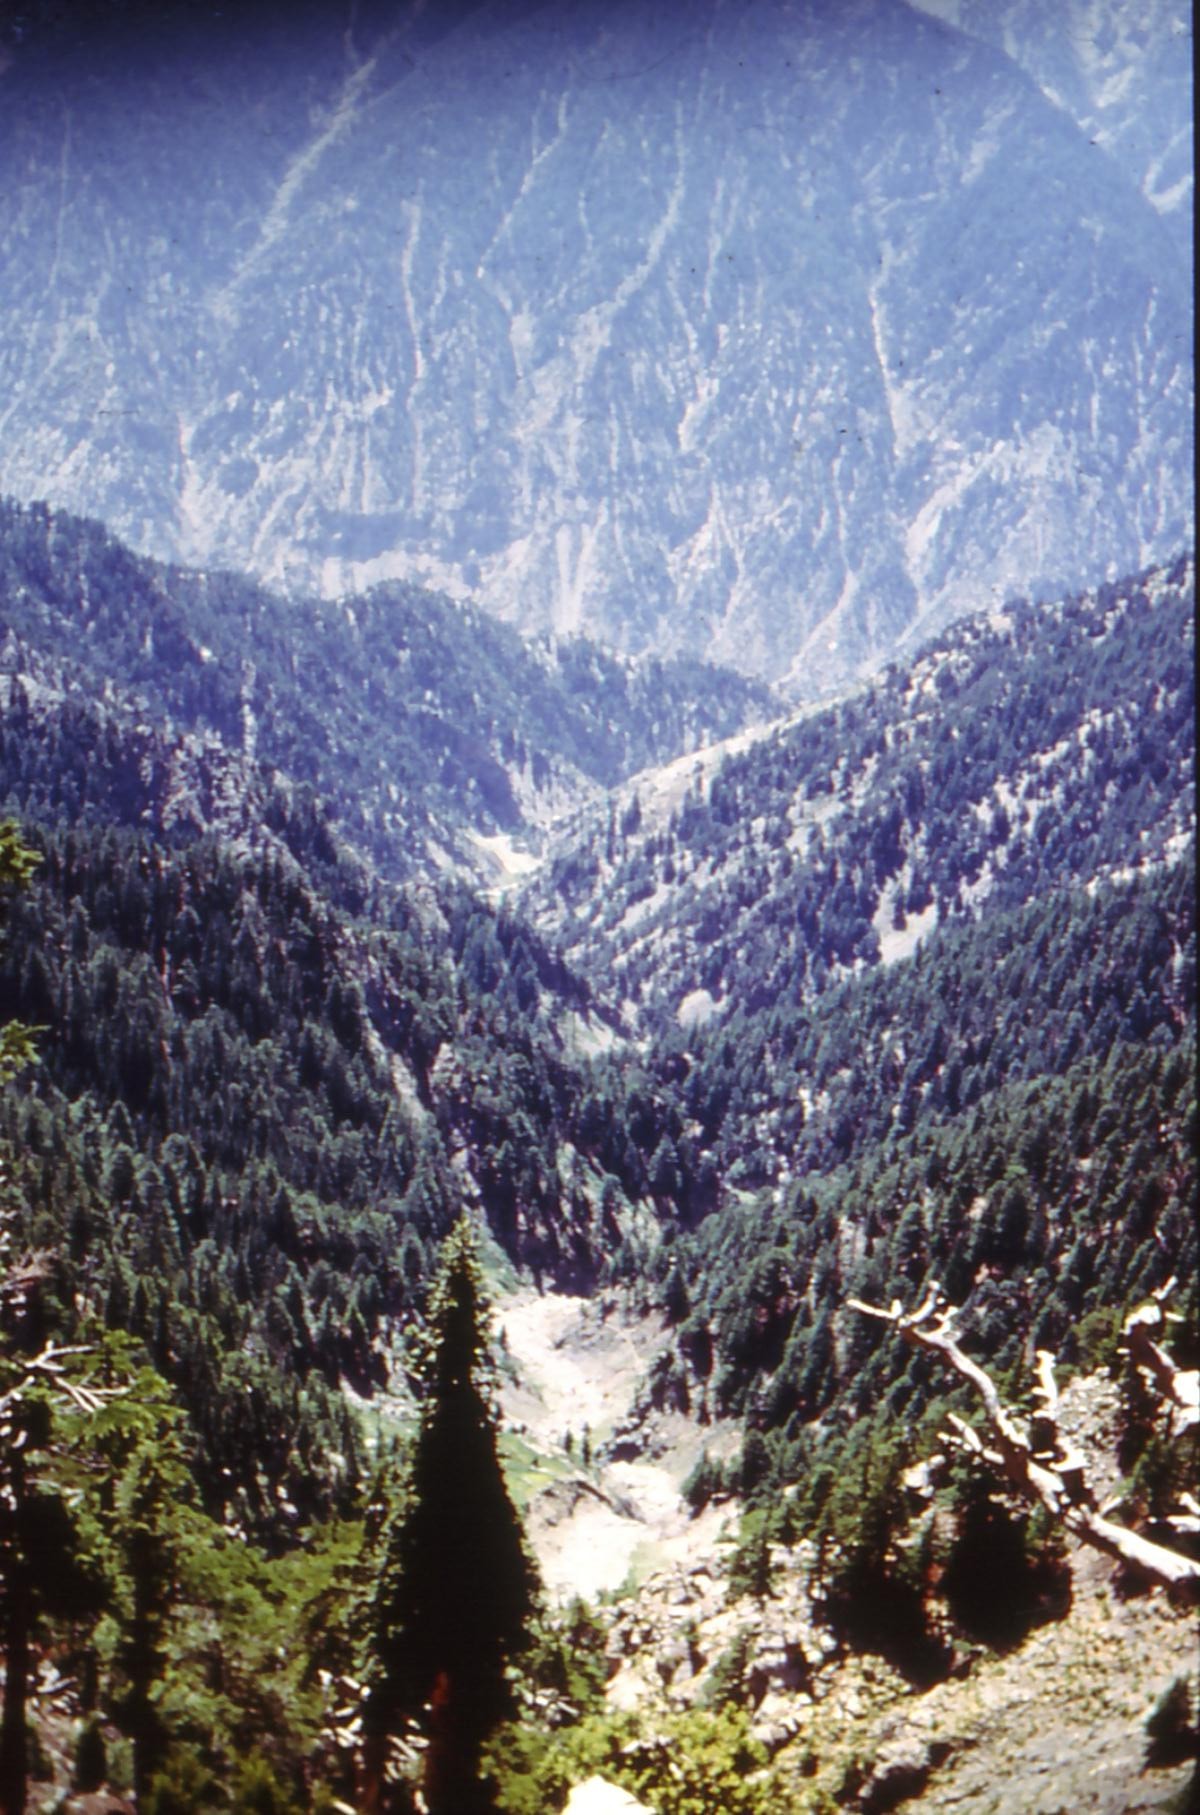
[0,502,1193,1812]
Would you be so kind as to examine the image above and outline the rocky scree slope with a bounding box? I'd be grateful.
[0,0,1191,690]
[582,1370,1199,1814]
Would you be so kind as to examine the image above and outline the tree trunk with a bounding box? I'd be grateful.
[850,1282,1200,1601]
[423,1671,492,1815]
[357,1721,390,1815]
[0,1535,30,1815]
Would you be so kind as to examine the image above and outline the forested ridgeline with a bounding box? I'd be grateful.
[0,806,723,1531]
[594,848,1195,1464]
[0,497,777,876]
[530,554,1194,1034]
[0,521,1193,1811]
[0,533,1192,1538]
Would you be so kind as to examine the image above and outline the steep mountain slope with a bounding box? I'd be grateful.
[506,550,1196,1519]
[0,0,1190,689]
[910,0,1194,258]
[0,688,693,1531]
[0,499,775,880]
[524,553,1194,1044]
[0,524,1193,1810]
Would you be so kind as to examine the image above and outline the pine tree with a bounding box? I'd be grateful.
[0,823,40,1084]
[360,1218,538,1814]
[0,1293,110,1815]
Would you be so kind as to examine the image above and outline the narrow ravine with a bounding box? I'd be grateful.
[497,1290,735,1602]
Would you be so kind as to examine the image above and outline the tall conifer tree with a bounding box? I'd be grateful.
[361,1218,537,1814]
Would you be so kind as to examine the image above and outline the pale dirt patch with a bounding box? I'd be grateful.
[498,1290,652,1446]
[497,1290,737,1603]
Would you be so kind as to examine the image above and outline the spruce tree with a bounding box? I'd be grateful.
[361,1218,537,1814]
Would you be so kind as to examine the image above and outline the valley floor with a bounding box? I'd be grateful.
[497,1290,736,1601]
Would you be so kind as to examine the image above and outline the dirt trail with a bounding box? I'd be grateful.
[497,1290,734,1602]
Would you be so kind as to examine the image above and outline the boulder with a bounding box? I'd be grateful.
[563,1777,656,1815]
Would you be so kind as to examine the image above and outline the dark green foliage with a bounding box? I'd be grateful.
[0,518,1192,1799]
[110,1445,186,1800]
[510,1598,609,1726]
[361,1221,538,1814]
[682,1448,728,1513]
[1144,1678,1200,1769]
[141,1747,225,1815]
[72,1718,106,1794]
[726,1518,775,1603]
[485,1704,775,1815]
[0,820,40,1083]
[939,1472,1070,1649]
[651,856,1195,1495]
[229,1755,307,1815]
[0,799,692,1522]
[803,1422,951,1685]
[0,1195,109,1815]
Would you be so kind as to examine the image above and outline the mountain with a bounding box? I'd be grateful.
[1,516,1191,1480]
[0,658,697,1529]
[0,498,775,881]
[523,553,1195,1049]
[0,0,1191,690]
[0,518,1193,1808]
[910,0,1194,259]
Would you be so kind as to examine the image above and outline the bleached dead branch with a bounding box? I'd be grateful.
[849,1281,1200,1602]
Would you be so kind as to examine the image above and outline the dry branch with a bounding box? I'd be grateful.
[849,1280,1200,1602]
[1120,1277,1199,1436]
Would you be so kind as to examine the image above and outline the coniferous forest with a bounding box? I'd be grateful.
[0,500,1195,1813]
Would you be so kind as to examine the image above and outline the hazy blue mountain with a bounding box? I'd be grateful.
[0,0,1190,690]
[910,0,1193,259]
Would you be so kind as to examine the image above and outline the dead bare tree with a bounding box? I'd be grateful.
[849,1279,1200,1603]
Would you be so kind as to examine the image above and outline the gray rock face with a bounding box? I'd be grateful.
[0,0,1191,690]
[910,0,1194,259]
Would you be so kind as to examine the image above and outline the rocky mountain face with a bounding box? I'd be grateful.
[0,0,1191,692]
[910,0,1194,258]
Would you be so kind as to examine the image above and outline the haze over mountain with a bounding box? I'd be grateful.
[0,0,1191,690]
